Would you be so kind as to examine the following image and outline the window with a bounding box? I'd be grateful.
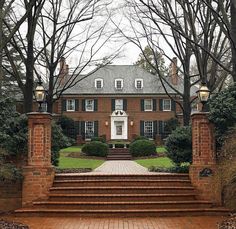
[144,99,153,111]
[144,121,153,139]
[115,79,123,89]
[95,79,103,89]
[85,121,94,139]
[135,79,143,89]
[163,99,171,111]
[41,102,47,112]
[66,99,75,111]
[115,99,123,110]
[85,99,94,111]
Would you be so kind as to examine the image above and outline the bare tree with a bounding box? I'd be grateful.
[36,0,119,113]
[113,0,231,125]
[0,0,38,95]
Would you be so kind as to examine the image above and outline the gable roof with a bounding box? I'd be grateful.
[62,65,197,96]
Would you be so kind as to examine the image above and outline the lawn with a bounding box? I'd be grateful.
[58,156,104,169]
[156,146,167,153]
[60,146,82,153]
[135,157,173,168]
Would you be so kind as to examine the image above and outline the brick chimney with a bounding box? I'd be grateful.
[170,57,178,85]
[58,57,69,86]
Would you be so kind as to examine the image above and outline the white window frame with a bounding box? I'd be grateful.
[85,121,94,139]
[115,99,123,110]
[95,78,103,89]
[85,99,94,111]
[144,99,153,111]
[66,99,75,111]
[144,121,153,139]
[163,99,171,111]
[115,79,123,90]
[135,78,143,89]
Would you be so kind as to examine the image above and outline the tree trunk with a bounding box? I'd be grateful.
[231,0,236,82]
[0,1,4,96]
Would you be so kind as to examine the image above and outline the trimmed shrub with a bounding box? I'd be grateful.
[165,126,192,165]
[132,136,148,142]
[91,136,106,143]
[149,164,189,173]
[164,117,180,133]
[82,141,108,157]
[129,140,156,157]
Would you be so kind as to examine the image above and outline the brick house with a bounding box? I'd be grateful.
[52,58,197,144]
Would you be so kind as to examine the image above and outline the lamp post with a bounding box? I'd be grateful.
[34,80,46,112]
[196,82,210,112]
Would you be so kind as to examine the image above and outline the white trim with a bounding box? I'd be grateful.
[95,78,103,89]
[144,99,153,111]
[115,99,123,110]
[115,79,123,89]
[135,78,143,89]
[144,121,154,139]
[85,121,94,140]
[66,99,75,111]
[163,99,171,111]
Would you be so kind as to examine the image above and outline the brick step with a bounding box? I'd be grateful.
[48,193,196,202]
[109,149,129,152]
[54,173,190,181]
[106,157,132,160]
[32,200,213,210]
[49,186,195,194]
[53,179,192,187]
[107,151,131,155]
[107,154,132,158]
[15,207,230,217]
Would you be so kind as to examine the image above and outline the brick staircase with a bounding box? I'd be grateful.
[15,173,229,217]
[107,148,132,160]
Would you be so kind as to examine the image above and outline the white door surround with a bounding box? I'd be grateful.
[111,110,128,140]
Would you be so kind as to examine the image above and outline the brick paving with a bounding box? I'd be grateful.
[91,160,152,174]
[2,215,225,229]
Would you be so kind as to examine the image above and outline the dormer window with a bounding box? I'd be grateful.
[95,78,103,89]
[115,79,123,90]
[135,79,143,89]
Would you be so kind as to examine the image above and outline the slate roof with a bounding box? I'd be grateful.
[62,65,197,96]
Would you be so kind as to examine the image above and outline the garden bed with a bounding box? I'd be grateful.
[55,168,92,173]
[0,219,29,229]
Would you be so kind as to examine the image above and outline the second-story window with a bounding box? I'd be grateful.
[115,79,123,90]
[163,99,171,111]
[66,99,75,111]
[85,99,94,111]
[144,99,153,111]
[115,99,123,110]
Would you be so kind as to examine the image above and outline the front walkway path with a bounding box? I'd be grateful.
[2,215,224,229]
[91,160,151,174]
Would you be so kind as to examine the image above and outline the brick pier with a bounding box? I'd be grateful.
[22,112,55,206]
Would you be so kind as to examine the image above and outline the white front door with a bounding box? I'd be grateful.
[111,111,128,140]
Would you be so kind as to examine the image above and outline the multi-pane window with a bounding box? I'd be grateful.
[115,99,123,110]
[85,121,94,139]
[95,79,103,89]
[66,99,75,111]
[163,99,171,111]
[85,99,94,111]
[41,102,47,112]
[144,99,153,111]
[115,121,123,135]
[144,121,153,139]
[115,79,123,89]
[135,79,143,89]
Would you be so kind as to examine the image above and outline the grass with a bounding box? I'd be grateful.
[156,146,167,153]
[58,156,104,169]
[60,146,82,153]
[135,157,173,168]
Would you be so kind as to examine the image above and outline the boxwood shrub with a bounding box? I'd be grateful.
[82,141,108,157]
[91,136,106,143]
[129,139,156,157]
[165,126,192,165]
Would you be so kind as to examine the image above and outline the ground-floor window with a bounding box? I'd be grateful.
[85,121,94,139]
[144,121,153,139]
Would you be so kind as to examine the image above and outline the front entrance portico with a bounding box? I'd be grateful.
[110,110,128,140]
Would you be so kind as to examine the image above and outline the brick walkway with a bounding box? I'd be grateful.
[91,160,151,174]
[2,215,225,229]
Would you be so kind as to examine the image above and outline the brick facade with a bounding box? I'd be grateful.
[22,113,55,206]
[58,95,182,143]
[189,112,221,205]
